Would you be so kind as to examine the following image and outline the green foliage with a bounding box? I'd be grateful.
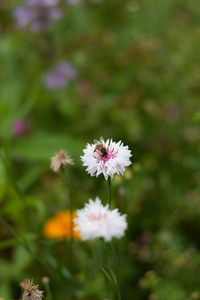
[1,0,200,299]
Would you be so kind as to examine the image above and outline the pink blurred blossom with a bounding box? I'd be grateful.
[12,120,27,136]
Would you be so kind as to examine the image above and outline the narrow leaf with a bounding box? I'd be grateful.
[106,265,117,286]
[100,265,118,294]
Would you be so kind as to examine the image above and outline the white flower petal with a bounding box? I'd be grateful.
[81,138,132,180]
[74,197,128,241]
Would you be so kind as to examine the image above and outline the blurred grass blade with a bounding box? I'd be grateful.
[106,265,117,286]
[100,265,118,294]
[0,237,17,250]
[0,217,51,272]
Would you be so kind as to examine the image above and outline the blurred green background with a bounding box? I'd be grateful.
[1,0,200,299]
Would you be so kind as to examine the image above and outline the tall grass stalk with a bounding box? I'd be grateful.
[108,176,112,209]
[108,242,121,300]
[61,168,74,271]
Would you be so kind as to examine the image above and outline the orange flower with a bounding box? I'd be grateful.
[43,210,80,240]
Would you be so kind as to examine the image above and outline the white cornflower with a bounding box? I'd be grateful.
[20,278,43,300]
[81,138,132,180]
[50,150,74,172]
[74,197,128,242]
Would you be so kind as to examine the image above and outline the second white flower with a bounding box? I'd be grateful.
[74,197,128,242]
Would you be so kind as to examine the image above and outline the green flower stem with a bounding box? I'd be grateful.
[108,177,112,209]
[42,277,53,300]
[89,238,104,278]
[62,168,73,238]
[108,242,121,300]
[61,168,73,270]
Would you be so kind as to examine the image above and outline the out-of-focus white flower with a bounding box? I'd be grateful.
[50,150,74,172]
[81,138,132,180]
[74,197,128,241]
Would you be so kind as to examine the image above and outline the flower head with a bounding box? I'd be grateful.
[13,1,62,32]
[20,278,43,300]
[43,62,78,90]
[50,150,74,172]
[27,0,58,6]
[12,119,27,136]
[66,0,103,4]
[74,197,128,242]
[81,138,132,180]
[43,210,80,240]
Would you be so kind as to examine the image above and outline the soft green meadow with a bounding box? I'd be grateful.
[1,0,200,299]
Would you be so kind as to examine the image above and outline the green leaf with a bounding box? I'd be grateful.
[192,112,200,121]
[100,265,118,294]
[13,132,85,162]
[0,238,17,250]
[45,252,72,280]
[106,265,117,286]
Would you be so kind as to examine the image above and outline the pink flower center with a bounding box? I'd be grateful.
[88,212,107,221]
[93,147,118,163]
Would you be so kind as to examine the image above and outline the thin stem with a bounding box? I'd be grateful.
[63,168,73,238]
[108,177,112,209]
[89,238,104,278]
[42,277,53,300]
[61,168,73,270]
[108,242,121,300]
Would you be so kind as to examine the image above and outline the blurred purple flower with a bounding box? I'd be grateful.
[12,120,27,136]
[13,0,62,32]
[43,62,78,90]
[66,0,103,4]
[27,0,58,6]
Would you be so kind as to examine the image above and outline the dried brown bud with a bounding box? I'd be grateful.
[20,278,43,300]
[50,150,74,172]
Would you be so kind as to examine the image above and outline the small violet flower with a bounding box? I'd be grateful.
[27,0,58,5]
[43,62,78,90]
[66,0,103,4]
[13,0,62,32]
[74,197,128,241]
[81,137,132,180]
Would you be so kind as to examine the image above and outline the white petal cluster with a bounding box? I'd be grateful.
[81,139,132,180]
[74,197,128,242]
